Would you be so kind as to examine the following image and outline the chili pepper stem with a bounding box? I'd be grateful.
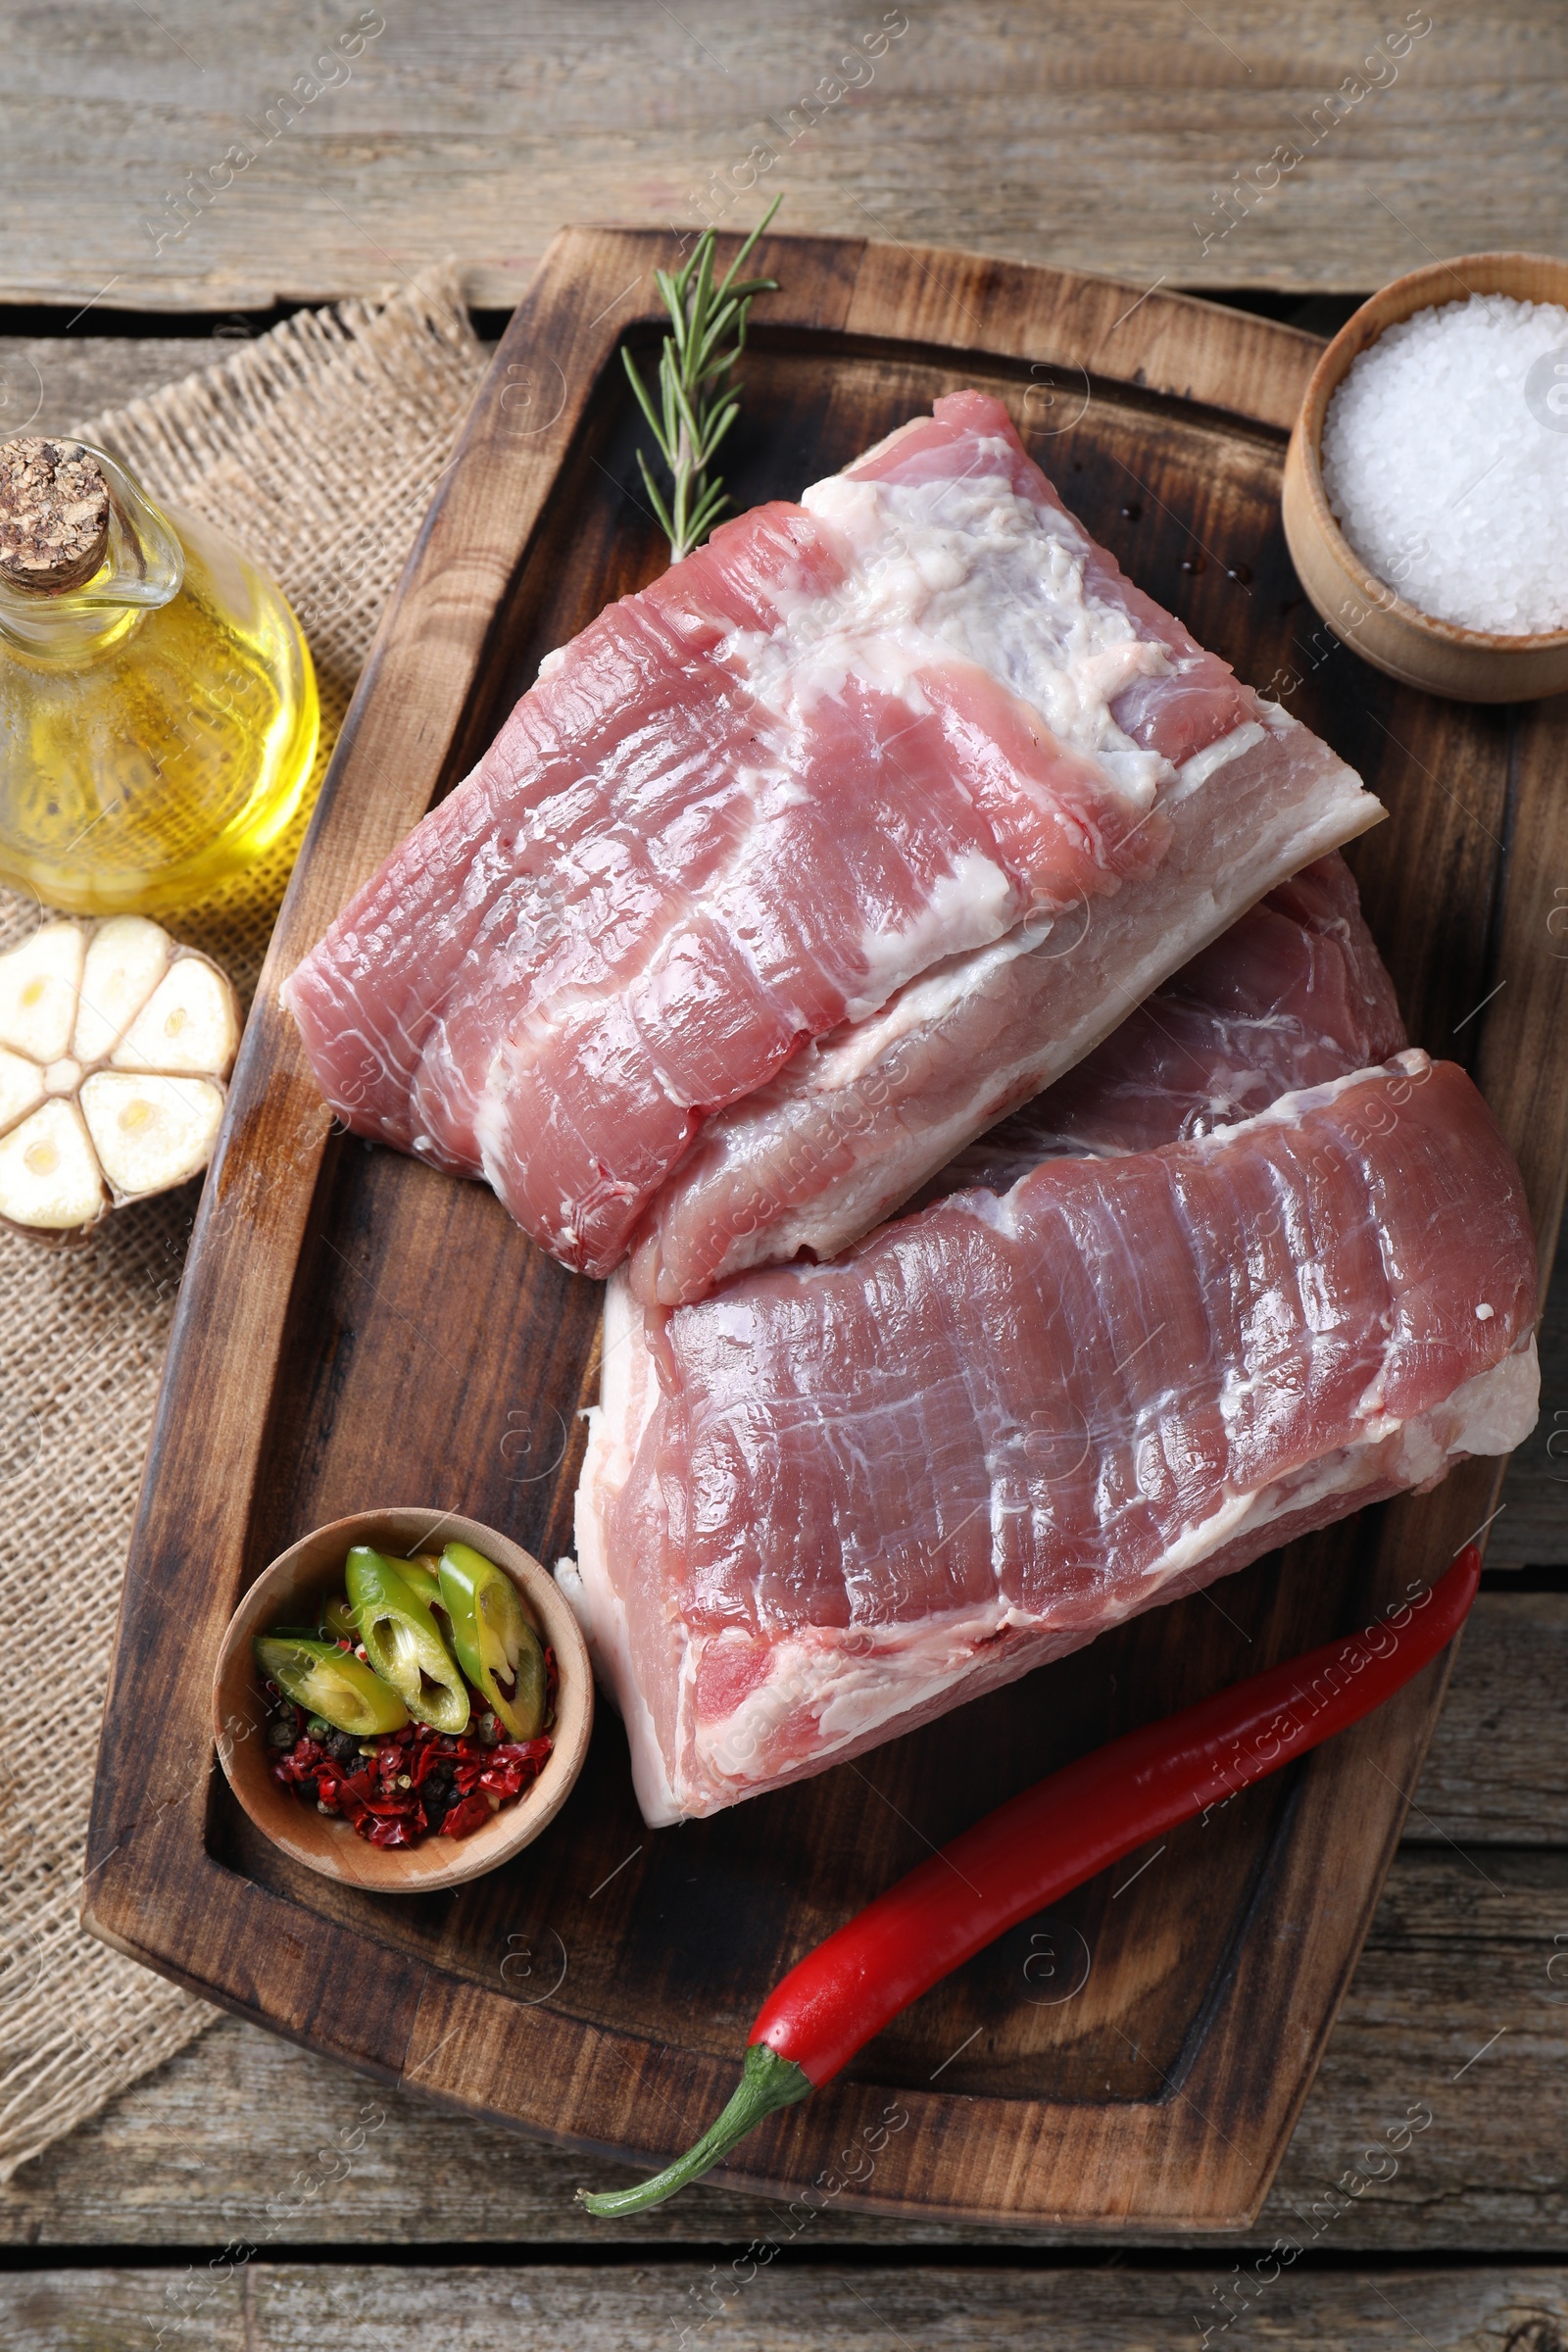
[576,2042,811,2216]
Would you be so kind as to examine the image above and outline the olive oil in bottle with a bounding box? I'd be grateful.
[0,436,318,916]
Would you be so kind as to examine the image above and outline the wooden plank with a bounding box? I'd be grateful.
[1493,1241,1568,1566]
[1,0,1565,310]
[17,1846,1568,2248]
[0,335,224,433]
[1466,683,1568,1573]
[81,226,1568,2232]
[3,2260,1566,2350]
[1415,1596,1568,1844]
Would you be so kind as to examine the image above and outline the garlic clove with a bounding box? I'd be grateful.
[74,915,174,1063]
[0,922,85,1063]
[112,956,239,1077]
[79,1071,225,1198]
[0,1099,107,1229]
[0,1047,45,1137]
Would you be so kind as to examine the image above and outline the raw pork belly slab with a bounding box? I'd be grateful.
[920,851,1406,1197]
[282,391,1382,1297]
[574,1054,1538,1824]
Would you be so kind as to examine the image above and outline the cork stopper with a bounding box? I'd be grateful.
[0,438,112,594]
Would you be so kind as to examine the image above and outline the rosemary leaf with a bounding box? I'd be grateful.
[624,196,782,563]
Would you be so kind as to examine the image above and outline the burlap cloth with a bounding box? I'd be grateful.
[0,269,489,2179]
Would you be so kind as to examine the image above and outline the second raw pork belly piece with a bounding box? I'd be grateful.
[921,852,1406,1196]
[282,391,1381,1299]
[575,1054,1538,1824]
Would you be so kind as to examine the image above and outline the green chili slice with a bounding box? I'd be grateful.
[319,1593,358,1644]
[437,1542,548,1740]
[395,1556,444,1611]
[254,1635,409,1738]
[346,1546,470,1735]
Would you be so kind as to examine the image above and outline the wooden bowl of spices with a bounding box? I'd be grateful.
[1282,252,1568,702]
[213,1506,594,1893]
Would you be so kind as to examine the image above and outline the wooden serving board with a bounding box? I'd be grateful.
[86,229,1568,2231]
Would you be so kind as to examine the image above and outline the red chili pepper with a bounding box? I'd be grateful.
[578,1544,1482,2216]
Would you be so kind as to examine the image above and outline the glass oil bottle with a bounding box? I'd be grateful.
[0,435,318,917]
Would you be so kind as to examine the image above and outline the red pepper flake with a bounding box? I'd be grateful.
[438,1792,492,1839]
[268,1703,555,1847]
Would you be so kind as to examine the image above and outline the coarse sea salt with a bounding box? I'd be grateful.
[1320,292,1568,636]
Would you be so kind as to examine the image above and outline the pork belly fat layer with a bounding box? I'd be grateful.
[575,1054,1538,1825]
[282,392,1381,1295]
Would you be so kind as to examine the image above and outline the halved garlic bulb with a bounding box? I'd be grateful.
[0,915,239,1238]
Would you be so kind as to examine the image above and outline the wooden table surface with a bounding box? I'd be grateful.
[2,6,1566,2345]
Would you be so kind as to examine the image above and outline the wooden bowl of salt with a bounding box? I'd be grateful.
[1282,252,1568,703]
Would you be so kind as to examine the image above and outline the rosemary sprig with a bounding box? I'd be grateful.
[623,197,782,563]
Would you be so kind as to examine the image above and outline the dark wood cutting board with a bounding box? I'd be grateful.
[85,228,1568,2230]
